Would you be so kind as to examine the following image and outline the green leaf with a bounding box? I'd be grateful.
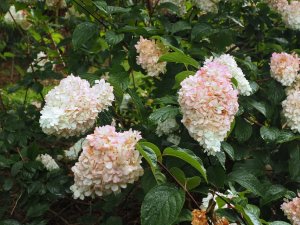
[174,71,195,89]
[234,118,252,143]
[11,161,23,177]
[159,52,199,69]
[139,142,162,162]
[173,208,192,224]
[191,23,215,40]
[269,222,291,225]
[72,22,98,49]
[170,21,191,34]
[215,151,226,169]
[261,185,287,206]
[186,176,201,190]
[26,203,49,218]
[260,126,299,144]
[169,167,186,185]
[136,143,166,184]
[289,143,300,181]
[149,106,179,123]
[105,30,124,45]
[127,89,147,120]
[221,142,235,160]
[163,147,207,182]
[240,204,261,225]
[228,170,263,196]
[247,99,272,119]
[141,184,185,225]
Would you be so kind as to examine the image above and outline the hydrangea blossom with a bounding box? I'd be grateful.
[282,90,300,133]
[266,0,288,13]
[135,36,167,77]
[281,1,300,30]
[36,154,59,171]
[46,0,67,8]
[64,138,86,160]
[270,52,300,86]
[281,194,300,225]
[27,51,53,73]
[205,54,252,96]
[40,75,114,137]
[178,62,239,155]
[267,0,300,30]
[155,118,179,137]
[4,5,31,30]
[70,126,144,199]
[167,134,181,145]
[191,0,220,13]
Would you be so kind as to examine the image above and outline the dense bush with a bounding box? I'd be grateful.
[1,0,300,224]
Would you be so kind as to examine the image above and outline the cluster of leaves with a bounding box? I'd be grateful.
[0,0,300,224]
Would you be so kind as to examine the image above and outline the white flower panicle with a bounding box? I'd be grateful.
[155,118,179,137]
[205,54,252,96]
[267,0,300,30]
[64,138,86,160]
[270,52,300,86]
[191,0,220,13]
[167,134,181,145]
[46,0,67,8]
[36,154,59,171]
[281,1,300,31]
[27,51,53,73]
[135,36,167,77]
[178,62,239,155]
[4,5,31,30]
[282,90,300,133]
[39,75,114,137]
[70,126,144,199]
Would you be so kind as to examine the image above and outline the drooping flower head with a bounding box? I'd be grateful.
[281,194,300,225]
[70,126,144,199]
[40,75,114,137]
[270,52,300,86]
[4,5,31,30]
[282,90,300,133]
[178,62,239,155]
[135,36,167,77]
[36,154,59,171]
[204,54,252,96]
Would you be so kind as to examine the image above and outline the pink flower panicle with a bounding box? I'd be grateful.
[270,52,300,86]
[281,194,300,225]
[70,126,144,199]
[135,36,167,77]
[178,62,239,155]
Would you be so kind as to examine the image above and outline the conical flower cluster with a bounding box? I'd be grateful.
[270,52,299,86]
[281,194,300,225]
[267,0,300,30]
[70,126,144,199]
[40,75,114,137]
[178,62,239,155]
[135,36,167,77]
